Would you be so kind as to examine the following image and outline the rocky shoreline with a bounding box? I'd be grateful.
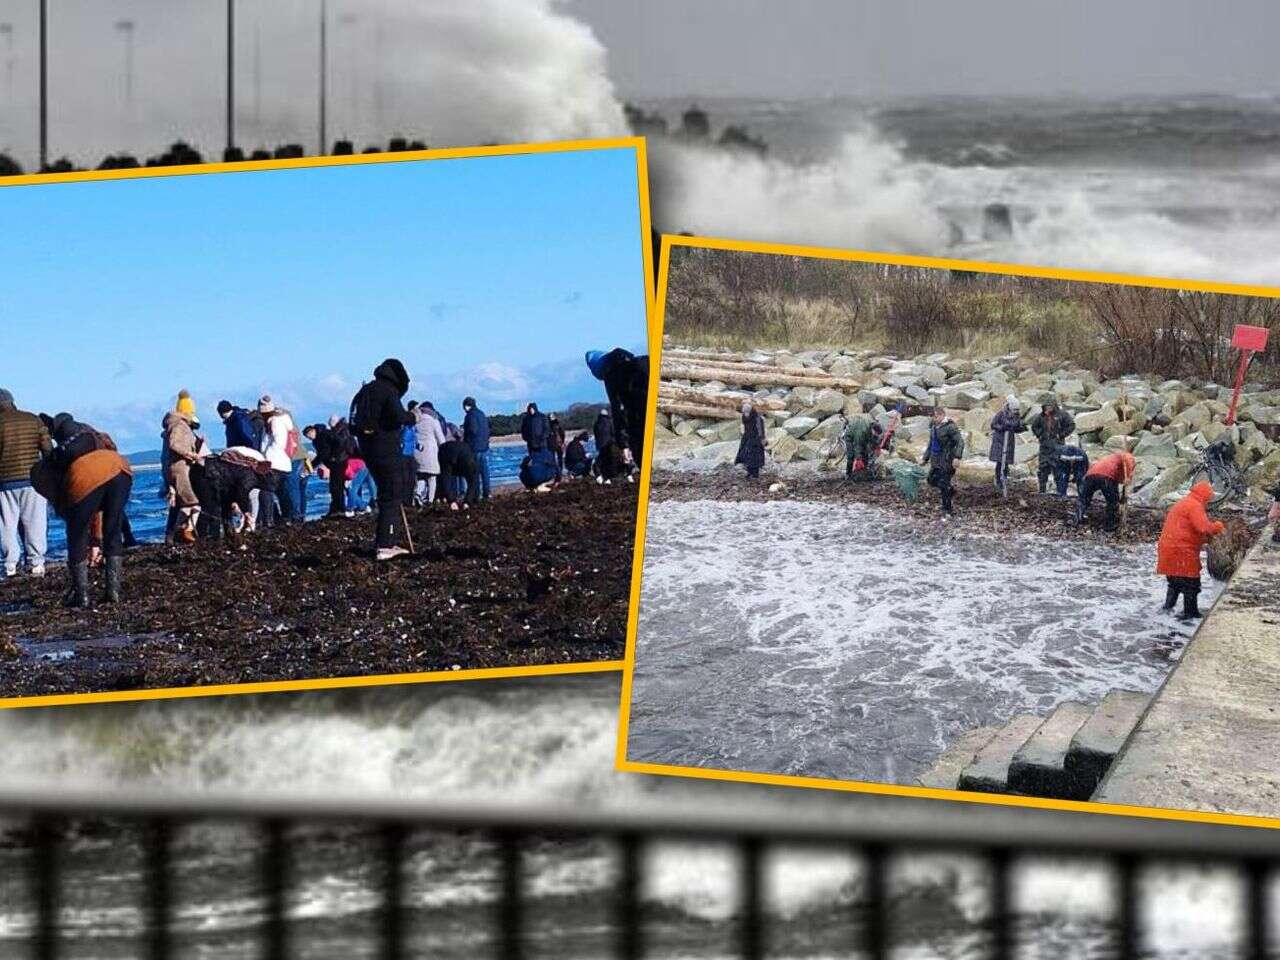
[654,344,1280,511]
[0,481,636,698]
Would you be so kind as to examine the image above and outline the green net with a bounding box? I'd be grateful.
[890,461,928,501]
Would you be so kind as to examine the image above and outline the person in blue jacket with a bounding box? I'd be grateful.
[216,400,262,450]
[462,396,492,500]
[519,447,559,491]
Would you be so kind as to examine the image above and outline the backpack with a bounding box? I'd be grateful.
[349,383,380,437]
[285,424,303,459]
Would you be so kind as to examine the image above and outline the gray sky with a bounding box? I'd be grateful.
[574,0,1280,99]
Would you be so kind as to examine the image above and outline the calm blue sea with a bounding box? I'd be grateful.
[38,442,551,561]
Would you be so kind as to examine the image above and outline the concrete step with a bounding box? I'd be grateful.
[916,725,1001,790]
[957,714,1047,793]
[1065,690,1153,800]
[1006,701,1094,800]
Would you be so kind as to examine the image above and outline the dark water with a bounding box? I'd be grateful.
[627,499,1219,785]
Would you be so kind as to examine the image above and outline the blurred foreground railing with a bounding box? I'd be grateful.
[1,786,1278,959]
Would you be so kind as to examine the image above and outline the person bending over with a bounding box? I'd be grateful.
[1076,451,1135,531]
[519,447,559,492]
[438,440,481,510]
[564,432,592,478]
[585,348,650,469]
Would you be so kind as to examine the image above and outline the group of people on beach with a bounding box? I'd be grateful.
[0,346,651,601]
[734,391,1277,624]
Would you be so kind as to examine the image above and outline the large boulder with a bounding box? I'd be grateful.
[653,436,707,461]
[810,414,846,441]
[812,388,847,415]
[673,417,711,437]
[691,440,740,464]
[1244,405,1280,426]
[1245,449,1280,493]
[1132,431,1178,461]
[698,419,745,443]
[1054,378,1086,400]
[781,415,821,438]
[1074,405,1120,434]
[787,386,817,411]
[919,364,948,387]
[1101,414,1148,440]
[769,433,800,464]
[1173,402,1213,432]
[1136,462,1194,506]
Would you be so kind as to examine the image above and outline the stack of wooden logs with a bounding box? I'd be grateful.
[658,349,861,421]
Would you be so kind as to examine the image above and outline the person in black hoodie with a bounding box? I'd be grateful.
[349,359,416,560]
[586,348,650,469]
[304,416,357,517]
[519,403,550,453]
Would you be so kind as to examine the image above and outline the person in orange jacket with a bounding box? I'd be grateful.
[1156,480,1225,621]
[1075,450,1136,531]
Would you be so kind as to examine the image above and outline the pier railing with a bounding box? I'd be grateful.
[1,786,1276,959]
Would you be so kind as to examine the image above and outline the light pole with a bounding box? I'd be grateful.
[318,0,328,155]
[338,12,357,142]
[0,23,13,107]
[113,19,135,117]
[226,0,235,155]
[38,0,47,170]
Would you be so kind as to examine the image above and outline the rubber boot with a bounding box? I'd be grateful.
[103,555,123,605]
[1179,591,1202,622]
[63,561,90,609]
[1162,584,1179,612]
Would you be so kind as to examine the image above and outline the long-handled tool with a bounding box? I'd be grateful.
[399,504,415,555]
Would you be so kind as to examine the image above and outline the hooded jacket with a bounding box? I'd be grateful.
[413,407,447,474]
[520,407,550,451]
[351,358,415,461]
[1156,481,1225,579]
[463,405,490,454]
[988,406,1027,465]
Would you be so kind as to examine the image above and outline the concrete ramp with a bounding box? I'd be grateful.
[1095,527,1280,818]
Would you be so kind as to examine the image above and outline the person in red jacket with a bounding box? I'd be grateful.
[1156,481,1225,621]
[1075,450,1136,531]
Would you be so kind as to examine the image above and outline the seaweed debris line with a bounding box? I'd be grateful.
[0,479,638,698]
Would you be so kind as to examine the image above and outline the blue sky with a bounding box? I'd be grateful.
[0,146,648,452]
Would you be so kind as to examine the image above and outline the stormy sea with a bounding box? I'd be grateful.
[641,93,1280,284]
[0,674,1261,959]
[626,499,1223,786]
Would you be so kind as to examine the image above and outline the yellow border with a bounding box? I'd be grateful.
[0,136,654,709]
[615,231,1280,833]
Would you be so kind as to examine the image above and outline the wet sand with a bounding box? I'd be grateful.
[0,480,637,698]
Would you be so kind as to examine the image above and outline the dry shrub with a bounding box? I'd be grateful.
[883,273,960,355]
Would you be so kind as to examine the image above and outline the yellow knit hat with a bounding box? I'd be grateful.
[176,390,197,420]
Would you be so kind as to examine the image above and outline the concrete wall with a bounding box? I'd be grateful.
[1095,525,1280,818]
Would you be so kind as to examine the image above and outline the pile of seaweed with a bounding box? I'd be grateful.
[648,466,1172,546]
[0,481,638,698]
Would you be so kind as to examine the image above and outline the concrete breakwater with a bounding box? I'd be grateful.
[655,344,1280,508]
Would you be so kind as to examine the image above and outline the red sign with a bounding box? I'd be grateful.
[1232,324,1270,352]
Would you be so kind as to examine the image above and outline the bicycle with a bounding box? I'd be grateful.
[1189,434,1249,507]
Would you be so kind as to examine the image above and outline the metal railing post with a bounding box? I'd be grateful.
[739,837,764,960]
[32,818,57,960]
[262,819,289,960]
[381,823,406,960]
[989,849,1013,960]
[862,844,887,960]
[499,832,524,960]
[144,820,172,960]
[616,833,643,960]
